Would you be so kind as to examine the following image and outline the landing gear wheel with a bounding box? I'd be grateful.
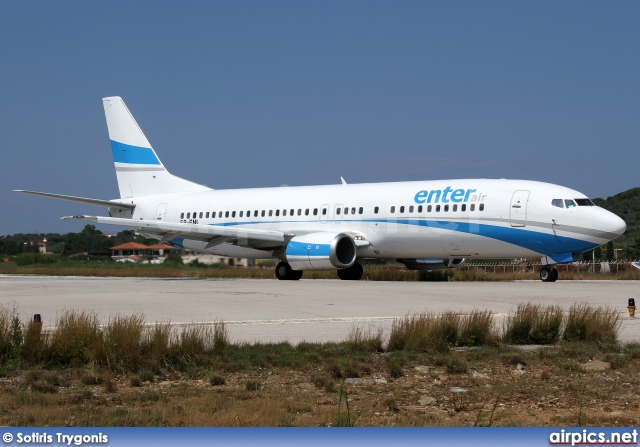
[275,262,302,280]
[337,262,364,281]
[540,267,556,282]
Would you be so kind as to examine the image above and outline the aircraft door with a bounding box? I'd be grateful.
[510,191,529,227]
[156,203,167,221]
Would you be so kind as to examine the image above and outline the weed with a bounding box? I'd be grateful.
[445,356,468,374]
[245,380,261,391]
[138,369,154,382]
[335,379,353,426]
[459,310,495,346]
[386,357,404,378]
[564,304,620,343]
[101,314,145,371]
[347,326,384,353]
[531,306,563,344]
[213,321,229,354]
[312,374,335,392]
[503,303,539,344]
[49,310,100,367]
[104,379,117,393]
[209,375,226,386]
[81,372,105,385]
[129,376,142,387]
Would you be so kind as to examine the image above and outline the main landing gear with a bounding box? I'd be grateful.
[540,267,558,282]
[337,262,364,281]
[275,262,303,281]
[275,261,364,281]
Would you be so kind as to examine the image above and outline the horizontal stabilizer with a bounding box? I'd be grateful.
[61,215,286,244]
[14,190,135,210]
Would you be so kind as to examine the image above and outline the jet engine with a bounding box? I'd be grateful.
[285,232,357,270]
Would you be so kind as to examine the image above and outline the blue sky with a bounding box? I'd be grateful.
[1,1,638,235]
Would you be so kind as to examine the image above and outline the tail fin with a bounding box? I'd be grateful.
[103,96,211,198]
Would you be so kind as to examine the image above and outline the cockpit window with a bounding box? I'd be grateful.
[551,199,564,208]
[564,199,577,208]
[575,198,594,206]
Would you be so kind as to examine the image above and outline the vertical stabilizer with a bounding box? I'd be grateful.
[103,97,210,198]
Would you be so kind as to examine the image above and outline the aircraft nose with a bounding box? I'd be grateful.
[594,208,626,236]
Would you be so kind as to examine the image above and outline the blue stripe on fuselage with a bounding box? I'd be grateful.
[111,140,161,165]
[207,219,597,255]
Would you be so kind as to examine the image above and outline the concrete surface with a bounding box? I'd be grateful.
[1,275,638,344]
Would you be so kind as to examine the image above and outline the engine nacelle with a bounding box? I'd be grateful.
[397,258,465,271]
[285,232,357,270]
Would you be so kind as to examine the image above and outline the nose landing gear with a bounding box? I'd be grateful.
[540,267,558,282]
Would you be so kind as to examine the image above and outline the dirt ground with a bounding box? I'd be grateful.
[1,344,638,427]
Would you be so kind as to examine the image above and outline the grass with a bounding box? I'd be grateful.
[4,261,640,281]
[563,304,621,343]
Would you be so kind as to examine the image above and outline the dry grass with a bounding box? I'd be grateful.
[459,310,495,346]
[563,304,621,343]
[347,325,384,353]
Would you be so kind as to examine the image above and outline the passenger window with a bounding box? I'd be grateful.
[269,210,273,216]
[193,211,197,217]
[275,210,280,216]
[212,212,216,218]
[323,208,328,215]
[470,204,475,211]
[180,213,184,219]
[199,212,203,218]
[232,211,236,218]
[290,209,294,215]
[390,206,395,213]
[564,199,576,208]
[344,207,349,215]
[305,209,309,216]
[297,209,301,216]
[436,205,441,212]
[358,207,363,214]
[444,205,449,212]
[336,208,341,215]
[400,206,405,213]
[261,210,265,217]
[351,207,356,214]
[186,212,190,219]
[313,209,318,216]
[453,204,457,212]
[254,210,258,217]
[479,204,485,211]
[206,212,210,218]
[427,205,432,212]
[552,199,564,208]
[239,211,243,218]
[418,205,422,213]
[461,204,466,212]
[374,206,379,214]
[247,210,250,216]
[225,211,229,218]
[409,206,414,213]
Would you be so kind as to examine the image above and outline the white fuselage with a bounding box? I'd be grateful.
[122,178,624,262]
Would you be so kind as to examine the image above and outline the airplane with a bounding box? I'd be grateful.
[15,97,626,282]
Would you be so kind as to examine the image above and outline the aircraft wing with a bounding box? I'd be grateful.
[61,215,288,249]
[14,190,136,210]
